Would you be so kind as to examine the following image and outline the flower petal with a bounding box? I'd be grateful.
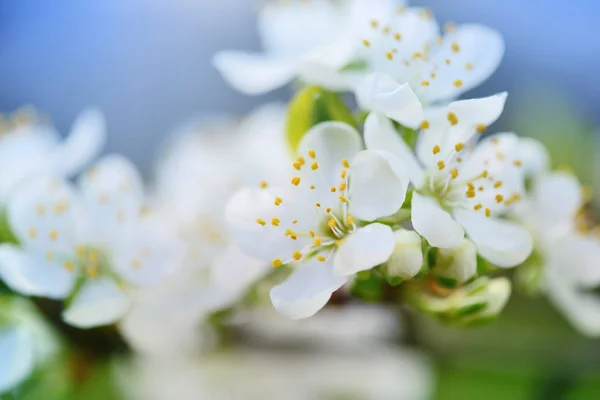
[51,108,106,176]
[210,245,270,299]
[545,267,600,337]
[62,278,132,328]
[386,229,423,279]
[78,154,144,241]
[0,327,35,394]
[356,73,424,129]
[454,209,533,268]
[297,121,363,186]
[212,51,296,95]
[531,172,583,234]
[424,24,504,103]
[517,137,550,176]
[333,223,395,276]
[0,244,76,299]
[411,193,464,248]
[225,187,312,262]
[297,42,360,91]
[349,149,408,221]
[270,259,347,319]
[364,112,425,188]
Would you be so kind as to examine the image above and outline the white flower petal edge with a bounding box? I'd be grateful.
[356,73,423,129]
[212,51,296,95]
[0,327,35,394]
[52,108,106,176]
[411,192,464,249]
[364,112,425,187]
[454,209,533,268]
[62,278,132,328]
[333,223,396,276]
[210,246,270,301]
[0,244,76,299]
[270,259,347,320]
[349,149,409,221]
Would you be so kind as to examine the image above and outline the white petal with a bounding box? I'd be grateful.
[546,268,600,337]
[78,154,144,241]
[349,149,408,221]
[424,24,504,103]
[0,244,76,299]
[225,187,312,262]
[386,229,423,279]
[517,137,550,176]
[356,73,423,129]
[270,259,347,319]
[297,121,363,186]
[364,112,425,188]
[333,223,395,276]
[454,210,533,268]
[7,175,81,256]
[51,108,106,176]
[297,42,360,91]
[0,327,35,394]
[62,278,132,328]
[411,193,464,248]
[547,234,600,287]
[258,0,342,56]
[212,51,296,95]
[210,246,270,299]
[531,172,582,234]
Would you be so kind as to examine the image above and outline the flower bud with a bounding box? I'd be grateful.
[433,238,477,285]
[405,277,512,326]
[384,229,423,280]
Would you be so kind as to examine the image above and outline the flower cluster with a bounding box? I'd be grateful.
[0,0,598,395]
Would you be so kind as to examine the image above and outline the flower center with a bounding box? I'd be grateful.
[256,149,356,268]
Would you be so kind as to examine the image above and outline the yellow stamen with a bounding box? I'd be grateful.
[291,176,301,186]
[437,161,446,170]
[466,63,473,70]
[451,42,460,52]
[421,80,430,87]
[49,229,59,241]
[494,181,503,189]
[339,195,348,203]
[28,228,37,239]
[274,197,282,206]
[394,32,402,41]
[474,204,483,211]
[342,158,350,168]
[432,145,441,155]
[311,162,319,170]
[314,237,322,246]
[476,124,487,133]
[272,258,283,268]
[64,261,74,271]
[339,182,347,191]
[317,256,327,262]
[466,190,476,198]
[315,203,321,208]
[450,168,459,179]
[326,207,331,213]
[310,185,316,190]
[513,160,523,167]
[308,149,316,159]
[495,194,504,203]
[271,218,280,226]
[292,251,302,261]
[362,39,371,47]
[453,79,463,88]
[330,186,337,192]
[336,239,345,247]
[328,219,337,229]
[386,51,394,60]
[297,156,305,166]
[346,215,355,225]
[455,142,464,152]
[293,161,301,170]
[447,112,458,125]
[421,120,430,130]
[256,218,266,226]
[340,169,347,179]
[485,208,491,217]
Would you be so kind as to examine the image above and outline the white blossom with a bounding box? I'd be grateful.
[0,108,105,204]
[0,155,178,328]
[226,121,409,318]
[365,94,533,268]
[385,229,423,279]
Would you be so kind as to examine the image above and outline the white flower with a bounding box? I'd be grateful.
[515,170,600,336]
[365,94,533,268]
[213,0,404,95]
[226,121,409,319]
[0,108,105,203]
[0,296,59,394]
[120,105,288,354]
[434,238,477,284]
[308,6,504,126]
[0,155,177,328]
[385,229,423,279]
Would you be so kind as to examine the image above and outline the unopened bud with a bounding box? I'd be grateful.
[434,238,477,285]
[384,229,423,279]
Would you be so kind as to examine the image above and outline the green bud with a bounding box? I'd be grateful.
[286,86,357,154]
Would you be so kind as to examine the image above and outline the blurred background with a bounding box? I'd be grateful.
[1,0,599,399]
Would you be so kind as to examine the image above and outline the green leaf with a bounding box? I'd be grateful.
[351,271,386,303]
[286,86,357,154]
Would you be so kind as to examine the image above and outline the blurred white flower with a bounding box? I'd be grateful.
[121,105,289,354]
[365,95,533,268]
[0,108,105,204]
[0,296,59,394]
[0,155,178,328]
[226,121,409,319]
[213,0,405,95]
[385,229,423,280]
[515,169,600,336]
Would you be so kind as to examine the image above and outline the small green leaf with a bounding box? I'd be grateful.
[435,276,458,289]
[286,86,357,154]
